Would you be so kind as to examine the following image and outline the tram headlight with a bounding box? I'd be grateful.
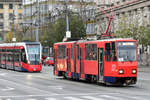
[28,61,30,64]
[33,68,36,71]
[132,69,137,74]
[119,69,124,74]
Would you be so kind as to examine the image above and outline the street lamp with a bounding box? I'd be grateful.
[65,0,71,38]
[12,0,16,42]
[35,0,39,42]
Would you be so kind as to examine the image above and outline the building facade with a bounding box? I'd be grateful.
[96,0,150,35]
[23,0,96,40]
[0,0,23,41]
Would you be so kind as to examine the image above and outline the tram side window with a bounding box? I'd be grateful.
[14,55,19,62]
[71,45,73,59]
[17,55,20,61]
[9,55,12,61]
[85,44,89,60]
[21,49,27,63]
[62,45,66,59]
[2,54,5,61]
[77,45,79,60]
[112,42,117,61]
[58,45,66,59]
[105,43,111,61]
[2,49,5,52]
[92,44,97,60]
[5,54,8,61]
[85,44,97,60]
[8,55,10,61]
[9,55,12,62]
[13,55,16,61]
[58,45,62,59]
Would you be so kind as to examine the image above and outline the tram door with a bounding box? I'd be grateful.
[67,48,71,71]
[74,45,77,73]
[0,53,2,67]
[80,48,84,74]
[98,48,104,81]
[54,49,58,71]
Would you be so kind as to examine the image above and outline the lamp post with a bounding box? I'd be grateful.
[65,0,71,38]
[12,0,16,42]
[35,0,39,42]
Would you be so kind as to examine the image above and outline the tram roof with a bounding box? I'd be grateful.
[0,42,41,47]
[54,38,136,45]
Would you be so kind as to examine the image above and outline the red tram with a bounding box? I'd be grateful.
[53,38,137,85]
[0,42,42,72]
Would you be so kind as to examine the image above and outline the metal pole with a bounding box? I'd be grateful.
[65,0,71,38]
[36,0,39,42]
[12,0,16,42]
[66,0,69,32]
[31,0,33,40]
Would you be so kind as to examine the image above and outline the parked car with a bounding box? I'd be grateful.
[43,57,54,66]
[42,55,47,64]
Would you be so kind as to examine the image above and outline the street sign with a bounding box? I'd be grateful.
[12,38,16,42]
[66,31,71,38]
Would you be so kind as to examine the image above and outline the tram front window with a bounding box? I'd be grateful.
[26,44,40,65]
[117,42,136,62]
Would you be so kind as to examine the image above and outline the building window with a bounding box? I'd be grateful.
[0,22,4,29]
[18,4,22,9]
[148,6,150,12]
[9,13,14,20]
[141,7,144,13]
[0,13,3,19]
[117,1,120,5]
[18,13,22,19]
[0,4,3,9]
[128,11,131,16]
[135,9,137,15]
[10,22,13,25]
[9,4,13,9]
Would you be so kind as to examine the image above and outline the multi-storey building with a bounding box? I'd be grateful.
[0,0,23,41]
[23,0,96,40]
[96,0,150,35]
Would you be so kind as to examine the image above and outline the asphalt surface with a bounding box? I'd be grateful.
[0,66,150,100]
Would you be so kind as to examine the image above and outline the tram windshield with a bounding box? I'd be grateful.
[26,44,40,64]
[117,42,136,62]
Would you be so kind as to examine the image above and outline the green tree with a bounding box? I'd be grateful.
[15,24,24,42]
[6,31,13,42]
[52,15,86,43]
[40,22,54,47]
[116,15,150,46]
[5,24,24,42]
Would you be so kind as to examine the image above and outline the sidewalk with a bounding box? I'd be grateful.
[138,65,150,73]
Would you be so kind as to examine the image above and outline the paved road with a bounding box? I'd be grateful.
[0,66,150,100]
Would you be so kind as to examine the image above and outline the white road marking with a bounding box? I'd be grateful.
[131,96,149,100]
[0,78,56,94]
[64,97,83,100]
[45,98,57,100]
[1,87,15,91]
[0,92,119,98]
[26,99,37,100]
[82,96,105,100]
[48,86,63,90]
[0,73,8,76]
[100,95,124,100]
[6,99,11,100]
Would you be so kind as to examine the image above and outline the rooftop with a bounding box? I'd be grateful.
[0,0,22,2]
